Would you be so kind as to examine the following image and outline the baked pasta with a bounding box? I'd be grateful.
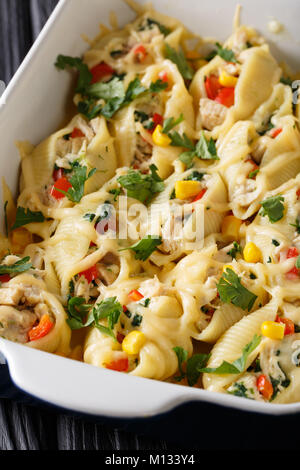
[2,1,300,405]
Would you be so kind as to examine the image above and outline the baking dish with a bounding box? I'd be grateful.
[1,0,300,417]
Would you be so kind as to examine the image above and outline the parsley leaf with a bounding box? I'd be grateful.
[145,18,171,36]
[199,335,262,375]
[290,218,300,234]
[173,347,188,381]
[67,296,122,340]
[67,297,93,330]
[296,256,300,269]
[259,195,285,223]
[248,169,259,179]
[0,257,33,276]
[109,188,122,201]
[55,55,92,93]
[121,236,162,261]
[11,207,45,231]
[149,79,168,93]
[86,77,125,101]
[162,114,184,134]
[215,42,237,63]
[117,165,164,204]
[165,43,194,80]
[227,241,242,260]
[92,297,123,340]
[169,132,195,150]
[56,166,96,203]
[186,354,211,386]
[177,131,219,167]
[217,268,257,311]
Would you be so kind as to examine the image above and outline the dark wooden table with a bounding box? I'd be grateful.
[1,0,300,453]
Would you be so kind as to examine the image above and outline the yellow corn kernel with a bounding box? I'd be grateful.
[10,228,33,254]
[221,215,242,241]
[219,70,238,87]
[152,125,171,147]
[243,242,262,263]
[122,331,146,355]
[261,321,285,340]
[175,180,202,200]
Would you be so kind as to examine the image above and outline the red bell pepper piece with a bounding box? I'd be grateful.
[50,177,72,200]
[192,188,207,202]
[0,274,11,283]
[158,71,169,83]
[78,265,98,284]
[117,333,125,344]
[257,374,273,400]
[133,44,147,62]
[128,290,144,302]
[90,62,115,84]
[215,87,235,108]
[275,315,295,336]
[28,314,54,342]
[106,358,129,372]
[205,75,223,100]
[71,128,85,139]
[287,247,299,259]
[270,128,282,139]
[52,168,65,182]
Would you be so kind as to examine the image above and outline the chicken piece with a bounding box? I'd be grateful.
[139,276,166,298]
[0,306,37,343]
[200,98,227,131]
[21,286,42,306]
[0,286,24,306]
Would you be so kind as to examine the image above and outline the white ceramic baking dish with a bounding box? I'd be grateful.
[1,0,300,417]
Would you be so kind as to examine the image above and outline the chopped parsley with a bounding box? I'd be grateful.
[227,241,242,260]
[173,347,188,381]
[164,43,194,80]
[259,195,285,223]
[173,335,261,386]
[142,18,171,36]
[217,268,257,311]
[248,169,259,179]
[120,236,162,261]
[227,382,249,398]
[162,114,184,134]
[117,165,164,204]
[186,171,205,182]
[290,218,300,234]
[215,42,237,63]
[199,334,262,375]
[109,188,122,201]
[55,55,167,119]
[0,256,33,275]
[55,55,92,93]
[132,314,143,327]
[11,207,45,231]
[67,296,122,341]
[295,256,300,270]
[205,42,237,63]
[83,213,96,223]
[178,131,219,168]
